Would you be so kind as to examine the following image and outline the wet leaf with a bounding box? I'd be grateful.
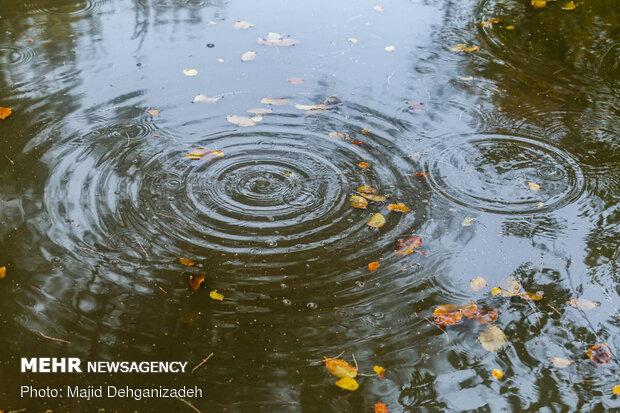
[193,94,221,104]
[462,217,475,226]
[490,287,502,296]
[294,103,327,111]
[470,276,487,292]
[180,257,195,267]
[182,68,198,76]
[0,266,6,279]
[473,308,499,324]
[531,0,547,8]
[188,274,205,292]
[257,32,299,47]
[567,298,600,311]
[329,131,351,140]
[288,77,304,84]
[247,108,272,115]
[528,181,541,191]
[479,17,501,28]
[384,45,396,52]
[184,148,225,160]
[414,171,428,177]
[241,51,256,62]
[491,369,504,380]
[374,402,389,413]
[460,302,479,319]
[357,185,377,194]
[368,261,380,272]
[234,20,254,30]
[433,304,463,328]
[0,107,12,120]
[613,385,620,395]
[387,203,410,213]
[146,108,160,116]
[324,358,358,378]
[449,44,480,53]
[350,195,368,209]
[360,193,388,202]
[261,97,289,106]
[479,325,508,352]
[360,128,372,136]
[505,25,515,30]
[335,377,359,391]
[396,236,422,255]
[562,0,576,9]
[358,161,371,169]
[227,114,259,127]
[209,290,224,301]
[373,365,386,378]
[587,343,612,365]
[367,213,386,229]
[519,291,544,301]
[498,276,522,297]
[549,357,574,368]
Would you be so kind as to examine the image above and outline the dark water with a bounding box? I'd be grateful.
[0,0,618,411]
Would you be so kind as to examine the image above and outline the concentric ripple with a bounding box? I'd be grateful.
[425,133,585,214]
[0,46,36,69]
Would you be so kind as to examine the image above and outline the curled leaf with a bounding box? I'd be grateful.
[367,213,386,229]
[433,304,462,328]
[549,357,574,368]
[357,185,377,194]
[587,343,612,365]
[179,257,195,266]
[368,261,380,272]
[335,376,359,391]
[188,274,205,292]
[373,365,385,378]
[491,369,504,380]
[479,325,508,352]
[396,236,422,255]
[449,44,480,53]
[324,358,357,378]
[387,203,410,213]
[209,290,224,301]
[0,107,13,119]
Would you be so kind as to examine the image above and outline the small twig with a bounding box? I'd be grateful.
[424,316,449,340]
[191,352,214,374]
[38,331,71,344]
[157,285,168,294]
[352,353,358,370]
[547,304,562,316]
[4,155,14,165]
[175,397,204,413]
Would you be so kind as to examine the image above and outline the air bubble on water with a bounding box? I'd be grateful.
[266,239,277,247]
[306,302,318,309]
[355,281,365,288]
[282,298,291,306]
[372,312,384,319]
[280,283,288,289]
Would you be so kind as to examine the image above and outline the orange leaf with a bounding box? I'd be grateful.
[387,203,410,213]
[474,308,499,324]
[414,171,428,177]
[358,161,371,169]
[0,266,6,279]
[587,343,612,365]
[433,304,462,328]
[396,236,422,255]
[368,261,380,272]
[324,358,358,378]
[491,369,504,380]
[460,302,479,319]
[179,257,195,267]
[188,274,205,292]
[335,376,359,391]
[372,365,385,378]
[209,290,224,301]
[0,107,12,120]
[374,402,390,413]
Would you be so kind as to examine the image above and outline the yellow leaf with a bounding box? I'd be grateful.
[350,195,368,209]
[479,18,501,28]
[449,44,480,53]
[491,369,504,380]
[373,365,386,378]
[531,0,546,8]
[505,25,515,30]
[146,108,160,116]
[520,291,544,301]
[357,185,377,194]
[0,107,12,120]
[0,266,6,279]
[324,358,358,378]
[613,384,620,395]
[367,213,386,229]
[179,257,195,266]
[561,0,576,9]
[387,203,410,213]
[359,193,387,202]
[479,325,508,352]
[358,161,371,169]
[368,261,380,272]
[528,181,541,191]
[335,377,359,391]
[490,287,502,296]
[209,290,224,301]
[470,276,487,292]
[184,148,225,160]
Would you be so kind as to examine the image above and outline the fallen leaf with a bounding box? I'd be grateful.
[479,17,501,28]
[372,365,385,378]
[528,181,541,191]
[209,290,224,301]
[288,77,304,84]
[0,107,12,120]
[496,276,522,297]
[358,161,371,169]
[549,357,574,368]
[505,25,515,30]
[490,287,502,296]
[387,203,410,213]
[257,32,299,47]
[368,261,380,272]
[587,343,612,365]
[433,304,463,328]
[449,44,480,53]
[294,103,327,111]
[357,185,377,194]
[146,108,160,116]
[473,308,499,324]
[491,369,504,380]
[531,0,547,8]
[0,266,6,279]
[462,217,475,226]
[470,276,487,292]
[479,325,508,352]
[335,377,359,391]
[241,51,256,62]
[562,0,576,9]
[247,108,272,115]
[359,193,387,202]
[234,20,254,30]
[385,45,396,52]
[183,68,198,76]
[460,302,479,319]
[350,195,368,209]
[193,94,221,103]
[261,97,289,106]
[519,291,544,301]
[329,131,351,140]
[367,213,386,229]
[374,402,390,413]
[180,257,195,267]
[227,114,259,127]
[373,4,385,12]
[188,274,205,292]
[324,358,358,378]
[396,236,422,255]
[567,298,600,311]
[414,171,428,177]
[360,128,372,136]
[184,148,225,160]
[613,385,620,395]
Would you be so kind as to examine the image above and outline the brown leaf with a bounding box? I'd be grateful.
[0,107,12,120]
[188,274,205,292]
[358,161,371,169]
[179,257,196,266]
[433,304,463,328]
[387,203,410,213]
[587,343,612,365]
[358,193,387,202]
[395,236,422,255]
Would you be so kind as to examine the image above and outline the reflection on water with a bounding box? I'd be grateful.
[0,0,618,411]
